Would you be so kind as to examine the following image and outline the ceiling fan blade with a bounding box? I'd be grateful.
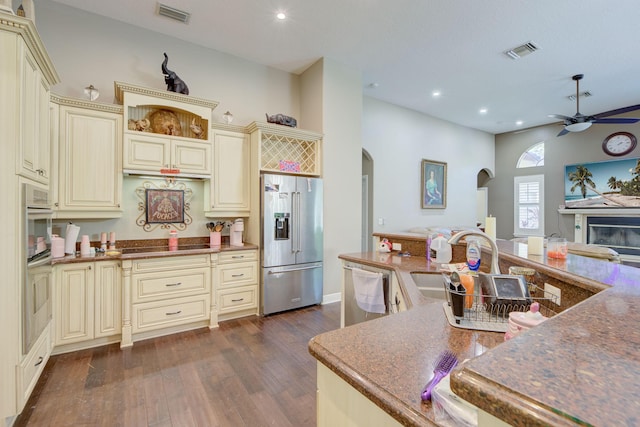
[594,104,640,118]
[592,118,640,124]
[556,128,570,137]
[548,114,574,121]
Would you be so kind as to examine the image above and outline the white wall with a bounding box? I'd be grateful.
[363,97,495,232]
[34,0,299,127]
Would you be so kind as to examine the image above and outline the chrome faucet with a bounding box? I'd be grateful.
[448,230,501,274]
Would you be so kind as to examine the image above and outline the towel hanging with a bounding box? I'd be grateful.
[351,268,385,314]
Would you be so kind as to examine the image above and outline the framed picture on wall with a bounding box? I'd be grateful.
[421,159,447,209]
[145,189,185,223]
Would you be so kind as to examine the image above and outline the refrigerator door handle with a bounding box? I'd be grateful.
[267,265,321,274]
[296,191,302,252]
[292,191,301,253]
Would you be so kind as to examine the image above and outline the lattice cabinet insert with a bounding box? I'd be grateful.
[247,122,323,176]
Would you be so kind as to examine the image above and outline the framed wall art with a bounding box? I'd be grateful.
[421,159,447,209]
[135,181,193,231]
[564,157,640,208]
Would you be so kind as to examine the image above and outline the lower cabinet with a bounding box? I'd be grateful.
[53,261,121,352]
[121,254,212,346]
[215,250,259,322]
[316,362,401,427]
[17,325,51,411]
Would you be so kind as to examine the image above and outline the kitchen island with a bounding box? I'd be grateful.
[308,239,640,426]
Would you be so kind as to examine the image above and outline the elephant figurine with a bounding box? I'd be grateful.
[265,113,297,128]
[161,53,189,95]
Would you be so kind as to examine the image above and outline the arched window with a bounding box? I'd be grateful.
[516,142,544,168]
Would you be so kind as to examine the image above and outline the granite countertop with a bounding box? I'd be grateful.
[309,239,640,426]
[51,238,258,264]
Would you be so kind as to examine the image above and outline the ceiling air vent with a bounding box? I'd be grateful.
[504,41,540,60]
[156,3,191,24]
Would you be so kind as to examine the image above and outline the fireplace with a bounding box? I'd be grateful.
[564,208,640,265]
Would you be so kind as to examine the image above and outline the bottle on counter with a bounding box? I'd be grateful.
[432,234,452,263]
[169,230,178,251]
[426,234,432,260]
[466,238,481,271]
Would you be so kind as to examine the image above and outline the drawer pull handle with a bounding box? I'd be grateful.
[232,255,244,259]
[166,310,182,316]
[231,274,245,277]
[165,282,182,287]
[34,356,44,367]
[231,298,244,302]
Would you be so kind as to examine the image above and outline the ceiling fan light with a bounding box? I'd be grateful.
[565,122,592,132]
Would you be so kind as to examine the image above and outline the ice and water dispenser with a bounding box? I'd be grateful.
[274,213,290,240]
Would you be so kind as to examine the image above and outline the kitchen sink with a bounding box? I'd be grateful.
[410,272,447,299]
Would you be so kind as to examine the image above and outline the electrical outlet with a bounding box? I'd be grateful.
[392,243,402,251]
[378,217,385,225]
[544,283,561,306]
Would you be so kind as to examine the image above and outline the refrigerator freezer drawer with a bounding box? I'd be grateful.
[262,263,322,315]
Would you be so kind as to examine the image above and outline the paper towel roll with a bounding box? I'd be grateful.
[65,223,80,254]
[485,216,496,241]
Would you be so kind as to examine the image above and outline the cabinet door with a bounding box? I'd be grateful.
[55,263,94,346]
[123,133,170,173]
[17,47,50,185]
[208,130,250,214]
[172,139,211,176]
[94,261,121,338]
[57,106,122,214]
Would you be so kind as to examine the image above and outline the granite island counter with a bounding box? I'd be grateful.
[308,239,640,426]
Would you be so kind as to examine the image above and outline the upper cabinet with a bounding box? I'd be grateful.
[205,125,251,217]
[50,95,123,218]
[115,81,218,178]
[1,14,60,186]
[247,122,323,177]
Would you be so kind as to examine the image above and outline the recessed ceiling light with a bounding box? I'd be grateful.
[367,82,379,89]
[479,108,488,114]
[432,90,441,97]
[516,120,524,126]
[276,12,286,20]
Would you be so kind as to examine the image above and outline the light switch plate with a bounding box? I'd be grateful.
[544,283,561,306]
[392,243,402,251]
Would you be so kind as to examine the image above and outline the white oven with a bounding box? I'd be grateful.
[23,183,53,354]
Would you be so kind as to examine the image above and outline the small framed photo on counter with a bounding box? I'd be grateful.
[421,159,447,209]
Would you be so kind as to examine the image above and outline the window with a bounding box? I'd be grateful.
[517,142,544,168]
[514,175,544,236]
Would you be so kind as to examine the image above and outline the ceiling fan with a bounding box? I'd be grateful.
[548,74,640,137]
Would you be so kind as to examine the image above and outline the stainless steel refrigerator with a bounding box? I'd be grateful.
[261,173,323,315]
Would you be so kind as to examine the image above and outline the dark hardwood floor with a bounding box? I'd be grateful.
[16,302,341,427]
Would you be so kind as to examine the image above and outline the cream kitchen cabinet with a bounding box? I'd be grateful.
[123,132,211,177]
[53,260,121,353]
[121,254,213,347]
[205,126,251,216]
[214,249,259,323]
[1,13,59,420]
[17,47,52,185]
[52,96,124,218]
[115,81,218,179]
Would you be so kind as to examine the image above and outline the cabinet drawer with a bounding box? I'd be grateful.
[218,286,257,313]
[18,325,51,407]
[131,254,210,273]
[218,262,257,288]
[132,268,210,303]
[132,294,209,333]
[218,250,257,263]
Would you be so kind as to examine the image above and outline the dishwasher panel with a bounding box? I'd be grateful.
[342,263,394,327]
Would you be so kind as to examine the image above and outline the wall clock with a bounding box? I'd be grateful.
[602,131,637,156]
